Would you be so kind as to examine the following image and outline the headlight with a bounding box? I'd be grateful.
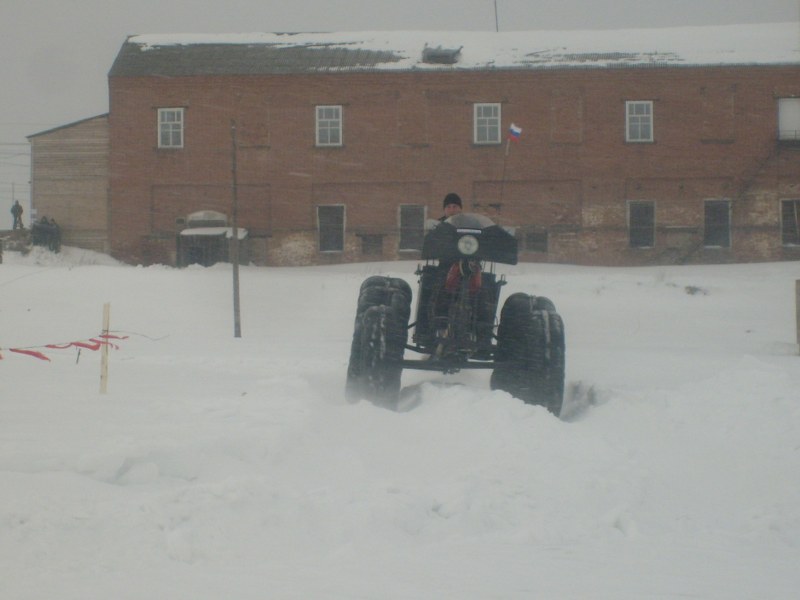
[457,234,479,255]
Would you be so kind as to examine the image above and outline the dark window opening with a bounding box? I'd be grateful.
[629,201,655,248]
[704,200,731,248]
[399,205,425,251]
[318,205,344,252]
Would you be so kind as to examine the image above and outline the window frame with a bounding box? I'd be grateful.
[524,227,549,253]
[778,98,800,141]
[316,105,343,147]
[703,199,732,248]
[780,199,800,246]
[473,103,502,145]
[359,234,383,256]
[158,107,184,149]
[625,101,654,143]
[398,204,426,251]
[628,200,655,248]
[317,204,345,252]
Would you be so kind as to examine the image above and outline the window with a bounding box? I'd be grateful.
[778,98,800,141]
[360,235,383,256]
[317,205,345,251]
[158,108,184,148]
[781,199,800,245]
[626,101,653,142]
[525,228,548,253]
[316,105,342,146]
[704,200,731,248]
[628,201,655,248]
[399,205,425,251]
[474,103,501,144]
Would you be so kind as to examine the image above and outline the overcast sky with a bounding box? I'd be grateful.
[1,0,798,224]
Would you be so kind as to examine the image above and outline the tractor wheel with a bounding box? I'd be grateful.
[491,293,565,416]
[346,276,411,406]
[356,276,411,316]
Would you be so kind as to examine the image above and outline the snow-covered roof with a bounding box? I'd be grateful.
[111,23,800,77]
[180,227,248,239]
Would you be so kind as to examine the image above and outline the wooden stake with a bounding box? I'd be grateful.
[100,302,110,394]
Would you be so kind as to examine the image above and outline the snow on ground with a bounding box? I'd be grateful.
[2,246,799,599]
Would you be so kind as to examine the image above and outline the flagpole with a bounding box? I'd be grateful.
[501,123,522,206]
[500,139,510,204]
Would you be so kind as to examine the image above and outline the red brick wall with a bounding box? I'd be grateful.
[108,66,800,266]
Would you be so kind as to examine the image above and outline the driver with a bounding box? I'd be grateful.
[439,192,463,221]
[435,192,481,296]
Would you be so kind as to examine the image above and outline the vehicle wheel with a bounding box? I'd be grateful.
[491,293,565,416]
[356,276,411,316]
[346,277,411,406]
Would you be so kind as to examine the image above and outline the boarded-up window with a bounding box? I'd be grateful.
[701,85,735,141]
[781,199,800,245]
[704,199,731,247]
[550,90,583,144]
[318,205,344,251]
[628,201,655,248]
[360,234,383,256]
[399,205,425,250]
[525,228,549,253]
[396,91,428,145]
[778,98,800,141]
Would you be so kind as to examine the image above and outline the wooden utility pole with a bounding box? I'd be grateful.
[230,120,242,338]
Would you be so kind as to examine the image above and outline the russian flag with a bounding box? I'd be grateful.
[508,123,522,141]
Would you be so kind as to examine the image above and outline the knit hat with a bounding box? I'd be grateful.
[443,193,462,208]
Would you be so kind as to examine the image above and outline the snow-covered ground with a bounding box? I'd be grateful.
[2,246,799,599]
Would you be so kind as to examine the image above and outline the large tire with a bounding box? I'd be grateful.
[359,276,412,302]
[491,293,565,416]
[346,276,411,406]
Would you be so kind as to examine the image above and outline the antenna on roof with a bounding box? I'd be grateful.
[494,0,499,32]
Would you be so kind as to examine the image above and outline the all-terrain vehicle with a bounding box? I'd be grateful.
[345,213,565,415]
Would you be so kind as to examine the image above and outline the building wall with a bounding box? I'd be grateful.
[29,115,109,253]
[108,66,800,266]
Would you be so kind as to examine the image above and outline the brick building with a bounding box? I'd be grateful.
[58,25,800,265]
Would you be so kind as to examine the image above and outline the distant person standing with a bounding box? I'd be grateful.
[11,200,23,229]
